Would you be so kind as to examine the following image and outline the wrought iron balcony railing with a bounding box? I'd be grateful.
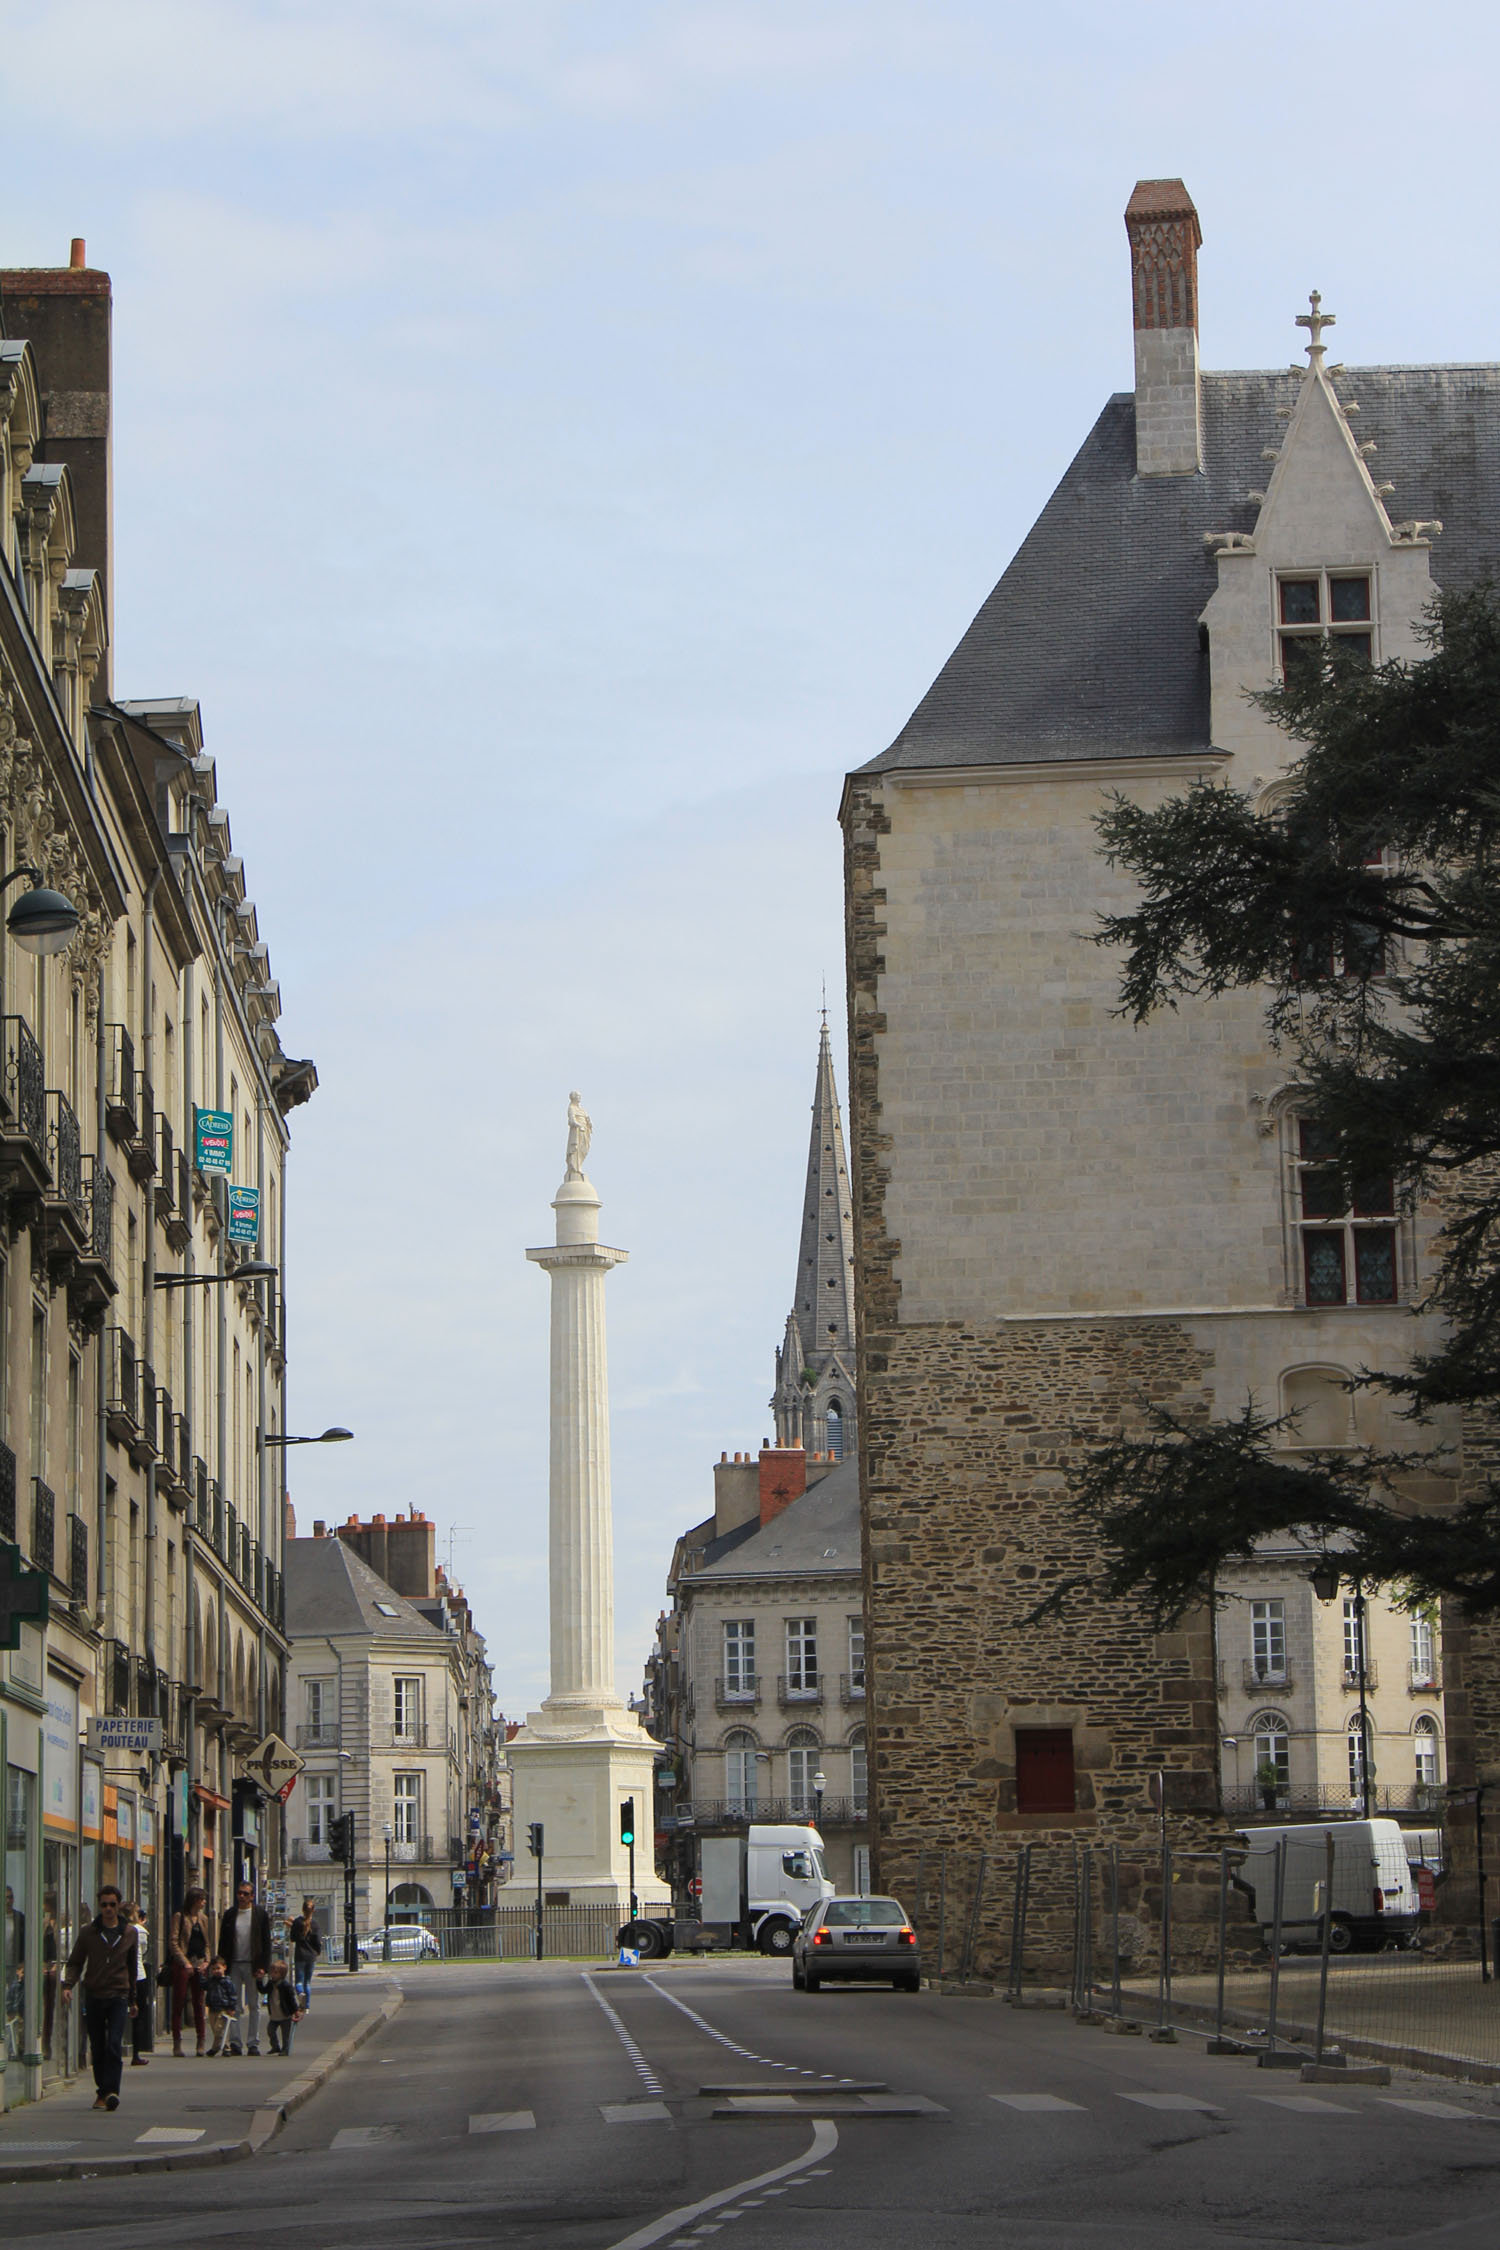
[715,1674,760,1708]
[777,1673,823,1706]
[67,1511,89,1602]
[661,1796,868,1829]
[297,1723,342,1749]
[1409,1658,1440,1692]
[1243,1658,1292,1690]
[105,1327,140,1434]
[45,1089,84,1220]
[82,1153,114,1267]
[386,1723,430,1749]
[3,1013,47,1156]
[30,1478,55,1578]
[1342,1659,1379,1690]
[840,1673,866,1703]
[104,1025,135,1140]
[0,1438,15,1542]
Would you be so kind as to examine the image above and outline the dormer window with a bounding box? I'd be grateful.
[1278,572,1373,679]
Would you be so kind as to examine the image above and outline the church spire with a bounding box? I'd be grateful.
[772,1016,857,1459]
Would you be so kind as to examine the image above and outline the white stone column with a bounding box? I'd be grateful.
[526,1173,627,1713]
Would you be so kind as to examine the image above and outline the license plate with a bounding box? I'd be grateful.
[843,1930,885,1944]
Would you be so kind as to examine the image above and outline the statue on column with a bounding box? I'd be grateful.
[565,1091,593,1182]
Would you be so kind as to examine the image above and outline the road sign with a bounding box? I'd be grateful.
[0,1539,48,1650]
[688,1873,703,1897]
[227,1185,260,1244]
[194,1107,233,1175]
[244,1732,305,1799]
[87,1715,161,1755]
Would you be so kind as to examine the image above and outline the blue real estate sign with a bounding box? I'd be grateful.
[194,1106,233,1174]
[227,1185,260,1244]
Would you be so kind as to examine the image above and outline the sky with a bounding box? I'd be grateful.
[4,0,1499,1713]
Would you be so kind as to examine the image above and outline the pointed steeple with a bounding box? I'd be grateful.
[772,1017,857,1458]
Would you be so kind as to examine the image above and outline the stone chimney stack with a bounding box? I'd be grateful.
[1124,178,1202,478]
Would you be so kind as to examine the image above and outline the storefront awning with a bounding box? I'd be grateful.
[193,1783,231,1811]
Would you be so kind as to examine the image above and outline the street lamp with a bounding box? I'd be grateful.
[813,1769,827,1830]
[0,864,80,955]
[261,1427,354,1449]
[155,1260,279,1290]
[1310,1561,1373,1817]
[383,1822,393,1962]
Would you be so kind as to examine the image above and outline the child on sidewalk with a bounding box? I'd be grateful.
[203,1957,238,2057]
[263,1960,303,2056]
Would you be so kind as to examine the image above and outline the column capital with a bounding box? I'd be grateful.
[525,1244,629,1272]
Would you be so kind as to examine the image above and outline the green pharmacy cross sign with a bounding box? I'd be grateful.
[0,1537,48,1651]
[194,1107,233,1176]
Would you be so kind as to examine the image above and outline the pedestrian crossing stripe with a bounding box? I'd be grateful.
[135,2127,206,2144]
[991,2094,1085,2112]
[469,2111,536,2132]
[602,2103,673,2124]
[1118,2094,1220,2113]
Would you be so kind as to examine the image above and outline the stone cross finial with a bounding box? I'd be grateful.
[1296,290,1336,361]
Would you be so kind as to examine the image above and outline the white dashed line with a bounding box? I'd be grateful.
[603,2120,839,2250]
[584,1973,666,2096]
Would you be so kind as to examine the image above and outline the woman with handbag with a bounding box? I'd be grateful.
[168,1888,211,2058]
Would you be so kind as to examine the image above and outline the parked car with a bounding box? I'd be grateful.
[358,1924,440,1961]
[792,1895,921,1991]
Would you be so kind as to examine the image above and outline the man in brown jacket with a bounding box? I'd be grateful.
[61,1884,138,2110]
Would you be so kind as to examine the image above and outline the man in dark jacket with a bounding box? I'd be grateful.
[61,1885,138,2109]
[217,1881,273,2055]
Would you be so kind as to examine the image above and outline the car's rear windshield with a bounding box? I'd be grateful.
[823,1899,906,1927]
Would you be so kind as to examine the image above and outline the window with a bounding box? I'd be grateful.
[723,1621,756,1698]
[1015,1727,1075,1815]
[786,1728,821,1812]
[1277,571,1373,680]
[305,1774,335,1847]
[847,1620,865,1695]
[1295,1120,1397,1306]
[724,1730,758,1815]
[1410,1614,1437,1689]
[305,1679,335,1740]
[785,1618,818,1695]
[1414,1718,1440,1792]
[392,1772,421,1847]
[393,1676,423,1743]
[849,1727,867,1809]
[1347,1717,1373,1800]
[1250,1600,1287,1682]
[1250,1712,1290,1802]
[1342,1599,1371,1684]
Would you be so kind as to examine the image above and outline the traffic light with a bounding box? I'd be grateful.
[619,1798,635,1847]
[328,1813,354,1866]
[527,1821,544,1859]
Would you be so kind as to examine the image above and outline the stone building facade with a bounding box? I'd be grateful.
[1,244,315,2110]
[841,179,1491,1962]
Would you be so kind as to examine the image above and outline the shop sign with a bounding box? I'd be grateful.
[194,1107,233,1174]
[81,1760,102,1842]
[44,1673,79,1827]
[174,1768,190,1839]
[87,1715,162,1755]
[116,1794,136,1850]
[245,1732,305,1801]
[227,1185,260,1244]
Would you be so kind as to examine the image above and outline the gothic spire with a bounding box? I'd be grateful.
[772,1016,857,1457]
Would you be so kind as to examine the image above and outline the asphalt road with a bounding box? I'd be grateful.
[4,1958,1500,2250]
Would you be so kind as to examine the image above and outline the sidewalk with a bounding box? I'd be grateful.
[0,1971,402,2181]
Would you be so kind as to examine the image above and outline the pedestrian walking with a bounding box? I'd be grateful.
[289,1897,323,2013]
[264,1961,302,2055]
[60,1884,139,2111]
[125,1900,152,2065]
[217,1879,272,2055]
[202,1957,238,2056]
[169,1886,212,2056]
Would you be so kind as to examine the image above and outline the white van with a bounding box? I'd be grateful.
[1233,1819,1422,1953]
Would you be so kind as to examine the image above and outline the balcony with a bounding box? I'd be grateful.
[66,1512,88,1603]
[70,1157,117,1318]
[663,1797,868,1830]
[109,1638,131,1716]
[1342,1659,1379,1691]
[840,1673,866,1705]
[297,1723,342,1750]
[0,1013,49,1195]
[165,1147,192,1251]
[1223,1781,1443,1820]
[289,1839,333,1863]
[1243,1659,1293,1692]
[1410,1659,1440,1693]
[714,1674,760,1711]
[385,1724,430,1750]
[105,1328,141,1444]
[155,1113,176,1214]
[104,1025,136,1142]
[135,1362,160,1465]
[0,1439,14,1542]
[388,1835,434,1865]
[127,1073,157,1182]
[42,1089,87,1249]
[30,1479,55,1578]
[160,1411,192,1505]
[777,1673,823,1708]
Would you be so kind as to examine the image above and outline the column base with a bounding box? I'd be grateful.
[509,1720,668,1909]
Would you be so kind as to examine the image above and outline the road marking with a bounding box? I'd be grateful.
[991,2094,1086,2113]
[584,1974,666,2097]
[643,1974,847,2083]
[135,2127,206,2145]
[331,2124,401,2147]
[1254,2096,1358,2114]
[5,2140,79,2151]
[1118,2094,1220,2113]
[602,2103,673,2125]
[1380,2098,1491,2121]
[603,2119,839,2250]
[469,2111,536,2132]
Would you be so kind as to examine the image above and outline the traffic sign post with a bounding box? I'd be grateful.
[528,1821,544,1960]
[620,1797,637,1920]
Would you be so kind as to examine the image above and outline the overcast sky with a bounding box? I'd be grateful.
[5,2,1497,1713]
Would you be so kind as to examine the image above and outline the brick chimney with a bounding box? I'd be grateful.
[1124,179,1202,478]
[759,1443,807,1528]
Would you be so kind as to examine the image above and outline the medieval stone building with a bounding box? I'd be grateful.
[841,178,1493,1953]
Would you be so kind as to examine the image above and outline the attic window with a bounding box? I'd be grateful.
[375,1602,399,1617]
[1278,572,1373,679]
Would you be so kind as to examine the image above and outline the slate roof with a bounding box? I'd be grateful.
[693,1456,860,1581]
[283,1535,448,1643]
[861,365,1500,774]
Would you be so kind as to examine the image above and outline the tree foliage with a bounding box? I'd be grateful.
[1058,582,1500,1621]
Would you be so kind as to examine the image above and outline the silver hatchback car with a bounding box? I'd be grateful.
[792,1895,921,1991]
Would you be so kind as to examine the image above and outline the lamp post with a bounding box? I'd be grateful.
[383,1822,393,1962]
[155,1260,279,1290]
[813,1769,827,1832]
[261,1427,354,1449]
[0,864,81,956]
[1311,1560,1372,1818]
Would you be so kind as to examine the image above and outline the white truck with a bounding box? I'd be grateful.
[1232,1818,1422,1953]
[618,1822,833,1959]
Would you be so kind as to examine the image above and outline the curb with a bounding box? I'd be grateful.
[1097,1994,1500,2088]
[0,1986,405,2185]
